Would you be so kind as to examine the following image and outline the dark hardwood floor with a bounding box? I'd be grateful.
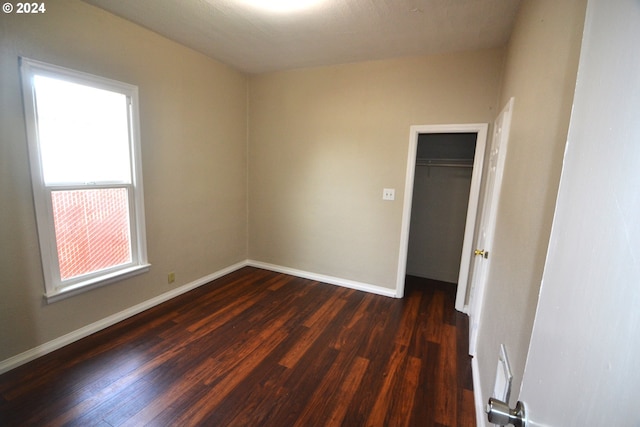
[0,267,475,426]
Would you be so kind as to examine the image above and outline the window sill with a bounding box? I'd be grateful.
[44,264,151,304]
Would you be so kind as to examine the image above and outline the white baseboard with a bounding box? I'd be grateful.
[472,356,488,427]
[1,259,398,374]
[247,260,398,298]
[0,260,248,375]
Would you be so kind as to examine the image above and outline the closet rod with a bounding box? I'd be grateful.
[416,159,473,168]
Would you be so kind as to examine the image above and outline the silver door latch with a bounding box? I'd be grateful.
[486,397,526,426]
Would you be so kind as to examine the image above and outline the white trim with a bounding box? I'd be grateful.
[247,260,398,298]
[0,260,248,375]
[456,126,488,311]
[45,263,151,303]
[397,123,488,309]
[396,127,418,299]
[472,356,489,427]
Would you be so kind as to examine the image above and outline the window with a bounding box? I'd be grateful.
[20,58,149,302]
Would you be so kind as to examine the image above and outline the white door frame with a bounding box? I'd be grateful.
[396,123,488,312]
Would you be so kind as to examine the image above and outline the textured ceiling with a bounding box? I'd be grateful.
[81,0,521,74]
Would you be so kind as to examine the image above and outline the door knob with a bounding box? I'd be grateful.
[486,398,526,427]
[474,249,489,258]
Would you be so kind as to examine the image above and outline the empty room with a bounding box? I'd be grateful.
[2,0,640,426]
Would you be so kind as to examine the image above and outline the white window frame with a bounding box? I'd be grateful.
[20,58,150,303]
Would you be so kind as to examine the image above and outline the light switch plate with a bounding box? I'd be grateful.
[383,188,395,200]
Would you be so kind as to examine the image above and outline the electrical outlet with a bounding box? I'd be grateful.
[168,272,175,284]
[383,188,395,201]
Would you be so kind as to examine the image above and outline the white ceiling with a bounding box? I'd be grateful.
[81,0,521,74]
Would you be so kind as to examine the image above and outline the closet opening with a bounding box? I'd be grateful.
[396,124,488,312]
[407,133,476,286]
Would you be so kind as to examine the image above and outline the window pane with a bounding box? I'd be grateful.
[34,75,132,184]
[52,188,132,280]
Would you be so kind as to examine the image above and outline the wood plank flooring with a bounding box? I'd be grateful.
[0,267,475,426]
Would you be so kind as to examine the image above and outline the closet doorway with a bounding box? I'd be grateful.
[396,124,487,313]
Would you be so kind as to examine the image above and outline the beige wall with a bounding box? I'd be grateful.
[475,0,587,408]
[248,51,504,289]
[0,0,247,361]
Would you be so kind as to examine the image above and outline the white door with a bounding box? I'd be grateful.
[512,1,640,425]
[468,98,514,356]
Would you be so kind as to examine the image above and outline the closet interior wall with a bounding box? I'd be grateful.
[406,133,477,284]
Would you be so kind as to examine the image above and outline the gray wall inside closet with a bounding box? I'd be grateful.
[406,133,476,283]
